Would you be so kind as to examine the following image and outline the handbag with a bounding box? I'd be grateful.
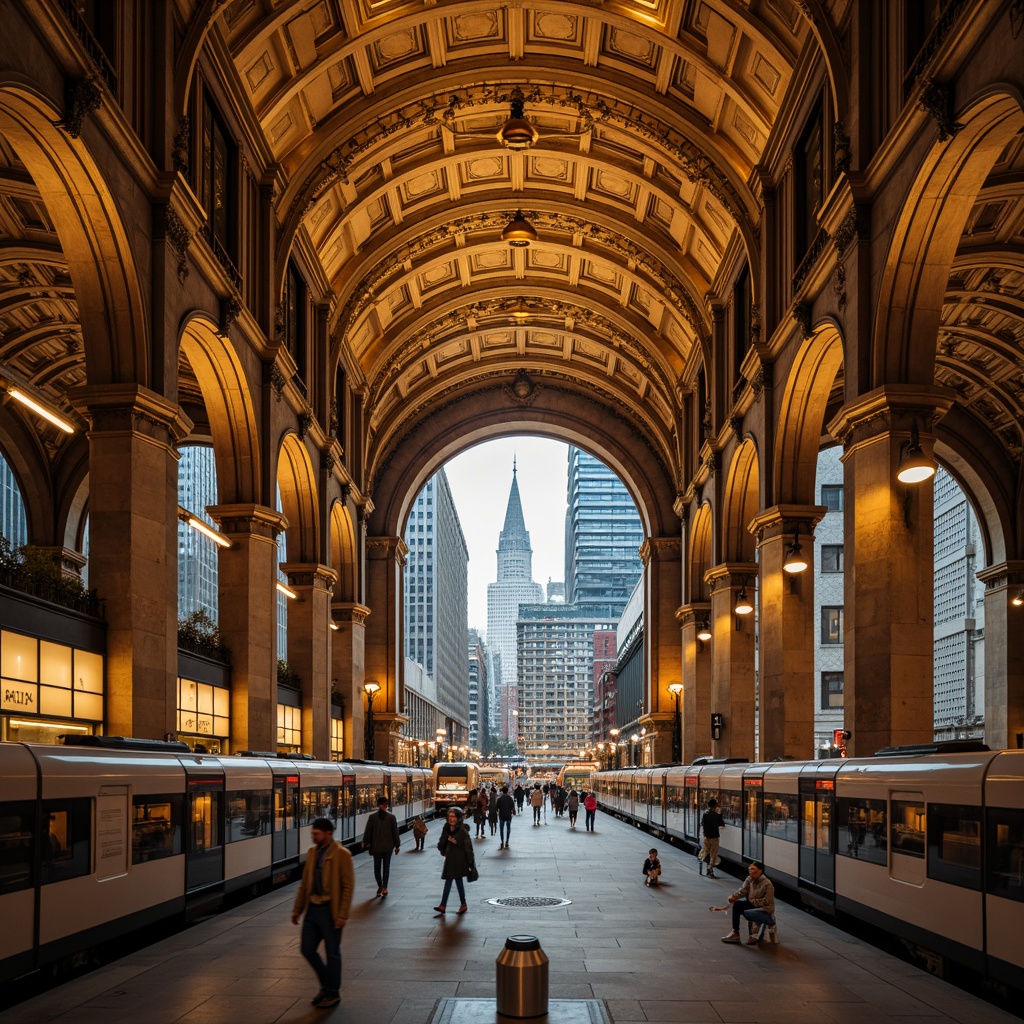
[466,862,479,883]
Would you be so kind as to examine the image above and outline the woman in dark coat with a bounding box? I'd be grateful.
[434,807,475,914]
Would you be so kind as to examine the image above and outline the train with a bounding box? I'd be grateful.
[0,736,434,985]
[590,742,1024,994]
[432,760,479,810]
[557,760,599,792]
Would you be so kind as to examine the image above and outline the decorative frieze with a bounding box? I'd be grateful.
[919,80,965,143]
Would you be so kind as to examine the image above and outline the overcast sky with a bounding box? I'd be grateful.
[443,437,570,633]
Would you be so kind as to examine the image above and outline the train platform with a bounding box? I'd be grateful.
[3,808,1017,1024]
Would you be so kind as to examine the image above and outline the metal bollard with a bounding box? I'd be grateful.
[495,934,549,1018]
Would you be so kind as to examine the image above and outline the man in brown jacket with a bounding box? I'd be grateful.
[292,817,355,1009]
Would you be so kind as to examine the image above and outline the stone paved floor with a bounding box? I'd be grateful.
[3,809,1019,1024]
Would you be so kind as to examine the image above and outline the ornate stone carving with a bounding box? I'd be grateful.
[794,302,813,338]
[832,262,847,311]
[833,208,859,258]
[702,400,713,442]
[503,369,542,406]
[833,120,852,175]
[270,362,287,400]
[172,115,190,176]
[274,302,286,346]
[750,367,766,400]
[56,78,101,139]
[164,207,192,284]
[919,80,965,143]
[749,303,761,347]
[321,447,336,475]
[219,294,241,337]
[298,410,314,440]
[730,417,744,445]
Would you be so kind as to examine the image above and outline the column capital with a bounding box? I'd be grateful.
[366,535,408,564]
[639,536,682,565]
[749,504,827,543]
[704,561,759,590]
[675,602,710,626]
[332,601,371,624]
[280,562,338,591]
[827,384,954,449]
[208,503,288,539]
[977,561,1024,589]
[69,383,193,445]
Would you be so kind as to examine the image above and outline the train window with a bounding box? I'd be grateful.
[764,793,799,844]
[42,799,91,884]
[412,778,424,804]
[300,788,336,826]
[719,792,742,828]
[890,798,925,858]
[0,802,34,893]
[927,803,981,890]
[356,784,377,814]
[836,797,887,865]
[226,790,271,841]
[189,788,223,855]
[131,795,182,863]
[985,807,1024,903]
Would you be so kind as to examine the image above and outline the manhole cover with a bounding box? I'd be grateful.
[486,896,572,908]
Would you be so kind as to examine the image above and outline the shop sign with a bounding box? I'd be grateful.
[2,681,38,713]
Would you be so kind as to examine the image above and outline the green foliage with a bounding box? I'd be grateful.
[177,609,230,663]
[484,735,520,758]
[0,537,100,616]
[277,658,300,689]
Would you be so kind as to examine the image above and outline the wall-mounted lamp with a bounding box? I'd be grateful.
[783,525,809,574]
[6,386,76,434]
[1012,589,1024,608]
[276,580,299,600]
[897,420,937,484]
[329,620,340,631]
[668,682,683,764]
[363,681,381,759]
[734,581,754,615]
[696,620,712,642]
[502,209,537,247]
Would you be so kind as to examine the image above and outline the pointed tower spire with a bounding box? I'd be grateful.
[497,458,532,580]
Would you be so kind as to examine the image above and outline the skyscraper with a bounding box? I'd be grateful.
[0,454,28,549]
[565,447,643,615]
[487,460,543,739]
[467,627,487,750]
[177,445,219,623]
[403,469,470,733]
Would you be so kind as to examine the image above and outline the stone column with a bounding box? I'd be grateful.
[331,601,371,761]
[978,562,1024,750]
[641,537,683,765]
[364,536,407,761]
[208,503,287,754]
[34,547,88,581]
[751,506,825,761]
[677,602,712,762]
[70,384,191,740]
[280,562,337,759]
[828,387,952,756]
[705,562,759,759]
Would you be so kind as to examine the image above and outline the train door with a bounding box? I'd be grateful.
[272,773,299,865]
[185,772,224,893]
[337,774,356,844]
[683,773,699,842]
[799,770,836,895]
[743,776,764,861]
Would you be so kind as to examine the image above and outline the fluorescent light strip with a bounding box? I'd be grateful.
[185,514,231,549]
[8,387,75,433]
[276,581,298,600]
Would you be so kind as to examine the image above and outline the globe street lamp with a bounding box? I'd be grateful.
[609,727,620,769]
[668,683,683,764]
[363,681,381,759]
[436,726,447,763]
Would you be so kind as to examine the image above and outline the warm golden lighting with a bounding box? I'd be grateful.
[735,587,754,615]
[1012,589,1024,608]
[8,387,75,433]
[502,210,537,247]
[179,508,231,548]
[329,621,340,631]
[364,681,381,696]
[496,89,539,150]
[696,621,712,642]
[783,539,808,574]
[276,581,299,600]
[896,451,937,484]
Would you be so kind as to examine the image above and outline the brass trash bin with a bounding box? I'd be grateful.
[495,935,549,1018]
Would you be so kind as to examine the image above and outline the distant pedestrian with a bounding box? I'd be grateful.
[474,788,488,838]
[514,783,525,812]
[487,789,499,835]
[433,807,475,915]
[642,848,662,887]
[583,790,598,831]
[362,795,400,896]
[554,787,566,817]
[412,815,428,851]
[531,783,544,825]
[496,785,516,848]
[566,789,579,829]
[700,798,725,878]
[291,817,354,1009]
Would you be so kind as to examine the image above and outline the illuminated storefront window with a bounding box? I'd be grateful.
[0,629,104,743]
[277,703,301,753]
[176,677,230,753]
[330,714,344,761]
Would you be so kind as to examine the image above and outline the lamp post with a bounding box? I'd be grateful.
[609,728,620,769]
[511,707,519,751]
[363,681,380,759]
[668,683,683,764]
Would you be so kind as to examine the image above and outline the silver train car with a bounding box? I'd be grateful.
[591,744,1024,993]
[0,738,433,984]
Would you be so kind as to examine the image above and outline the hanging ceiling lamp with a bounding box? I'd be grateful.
[502,210,537,248]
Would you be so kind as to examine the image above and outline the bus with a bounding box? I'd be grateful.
[478,765,512,789]
[432,761,479,811]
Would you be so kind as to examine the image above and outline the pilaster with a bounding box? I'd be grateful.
[640,536,683,718]
[208,503,288,753]
[977,562,1024,750]
[751,506,826,760]
[704,562,759,759]
[70,384,191,740]
[331,602,371,762]
[677,602,712,763]
[280,562,338,759]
